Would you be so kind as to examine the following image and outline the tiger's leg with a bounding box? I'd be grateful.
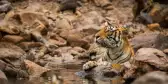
[83,51,109,71]
[83,58,111,71]
[83,61,98,71]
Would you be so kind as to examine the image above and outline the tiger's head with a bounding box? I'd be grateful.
[95,21,128,48]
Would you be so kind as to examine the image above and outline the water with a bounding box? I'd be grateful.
[8,64,123,84]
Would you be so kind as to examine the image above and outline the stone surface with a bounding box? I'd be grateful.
[132,71,168,84]
[130,32,168,51]
[24,60,50,79]
[0,42,26,59]
[135,48,168,70]
[123,48,168,80]
[0,70,8,84]
[0,0,12,13]
[2,35,24,43]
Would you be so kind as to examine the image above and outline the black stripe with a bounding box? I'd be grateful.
[118,52,131,63]
[107,49,113,61]
[118,31,121,41]
[107,49,123,61]
[113,50,124,60]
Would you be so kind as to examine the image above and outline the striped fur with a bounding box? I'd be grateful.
[83,22,134,70]
[95,22,134,64]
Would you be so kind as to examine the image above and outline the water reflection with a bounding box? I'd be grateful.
[8,64,124,84]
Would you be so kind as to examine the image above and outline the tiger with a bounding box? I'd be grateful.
[83,21,134,71]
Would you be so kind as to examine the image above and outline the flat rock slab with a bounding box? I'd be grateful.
[0,42,25,59]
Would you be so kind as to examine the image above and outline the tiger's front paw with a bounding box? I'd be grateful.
[83,61,98,71]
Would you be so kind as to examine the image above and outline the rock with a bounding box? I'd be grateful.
[132,71,168,84]
[0,70,8,84]
[24,60,50,79]
[163,49,168,54]
[123,48,168,80]
[55,18,73,29]
[59,0,79,12]
[66,32,89,49]
[49,34,67,46]
[18,42,43,51]
[0,0,12,13]
[1,35,24,43]
[0,60,6,70]
[155,33,168,50]
[135,48,168,70]
[0,42,26,59]
[0,25,20,34]
[76,65,124,84]
[93,0,111,8]
[130,32,168,51]
[60,30,90,49]
[19,12,49,26]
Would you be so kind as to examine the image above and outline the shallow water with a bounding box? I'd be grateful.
[8,64,123,84]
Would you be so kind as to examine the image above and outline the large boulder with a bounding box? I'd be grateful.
[123,48,168,80]
[132,71,168,84]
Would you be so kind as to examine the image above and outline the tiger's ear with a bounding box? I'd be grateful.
[104,21,111,26]
[121,24,130,36]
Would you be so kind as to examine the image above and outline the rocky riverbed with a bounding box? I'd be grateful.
[0,0,168,84]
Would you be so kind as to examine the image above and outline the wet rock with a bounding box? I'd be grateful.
[0,42,25,59]
[0,70,8,84]
[76,65,124,84]
[132,71,168,84]
[0,0,12,13]
[1,35,24,43]
[123,48,168,79]
[24,60,50,79]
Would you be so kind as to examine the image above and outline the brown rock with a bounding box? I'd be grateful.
[0,70,8,84]
[49,35,67,46]
[93,0,111,7]
[55,18,73,29]
[0,25,20,34]
[135,48,168,70]
[0,0,12,13]
[123,48,168,79]
[66,32,89,49]
[0,42,26,59]
[19,12,49,26]
[24,60,50,79]
[163,49,168,54]
[130,32,168,51]
[2,35,24,43]
[18,42,43,50]
[132,71,168,84]
[0,60,6,70]
[60,30,90,49]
